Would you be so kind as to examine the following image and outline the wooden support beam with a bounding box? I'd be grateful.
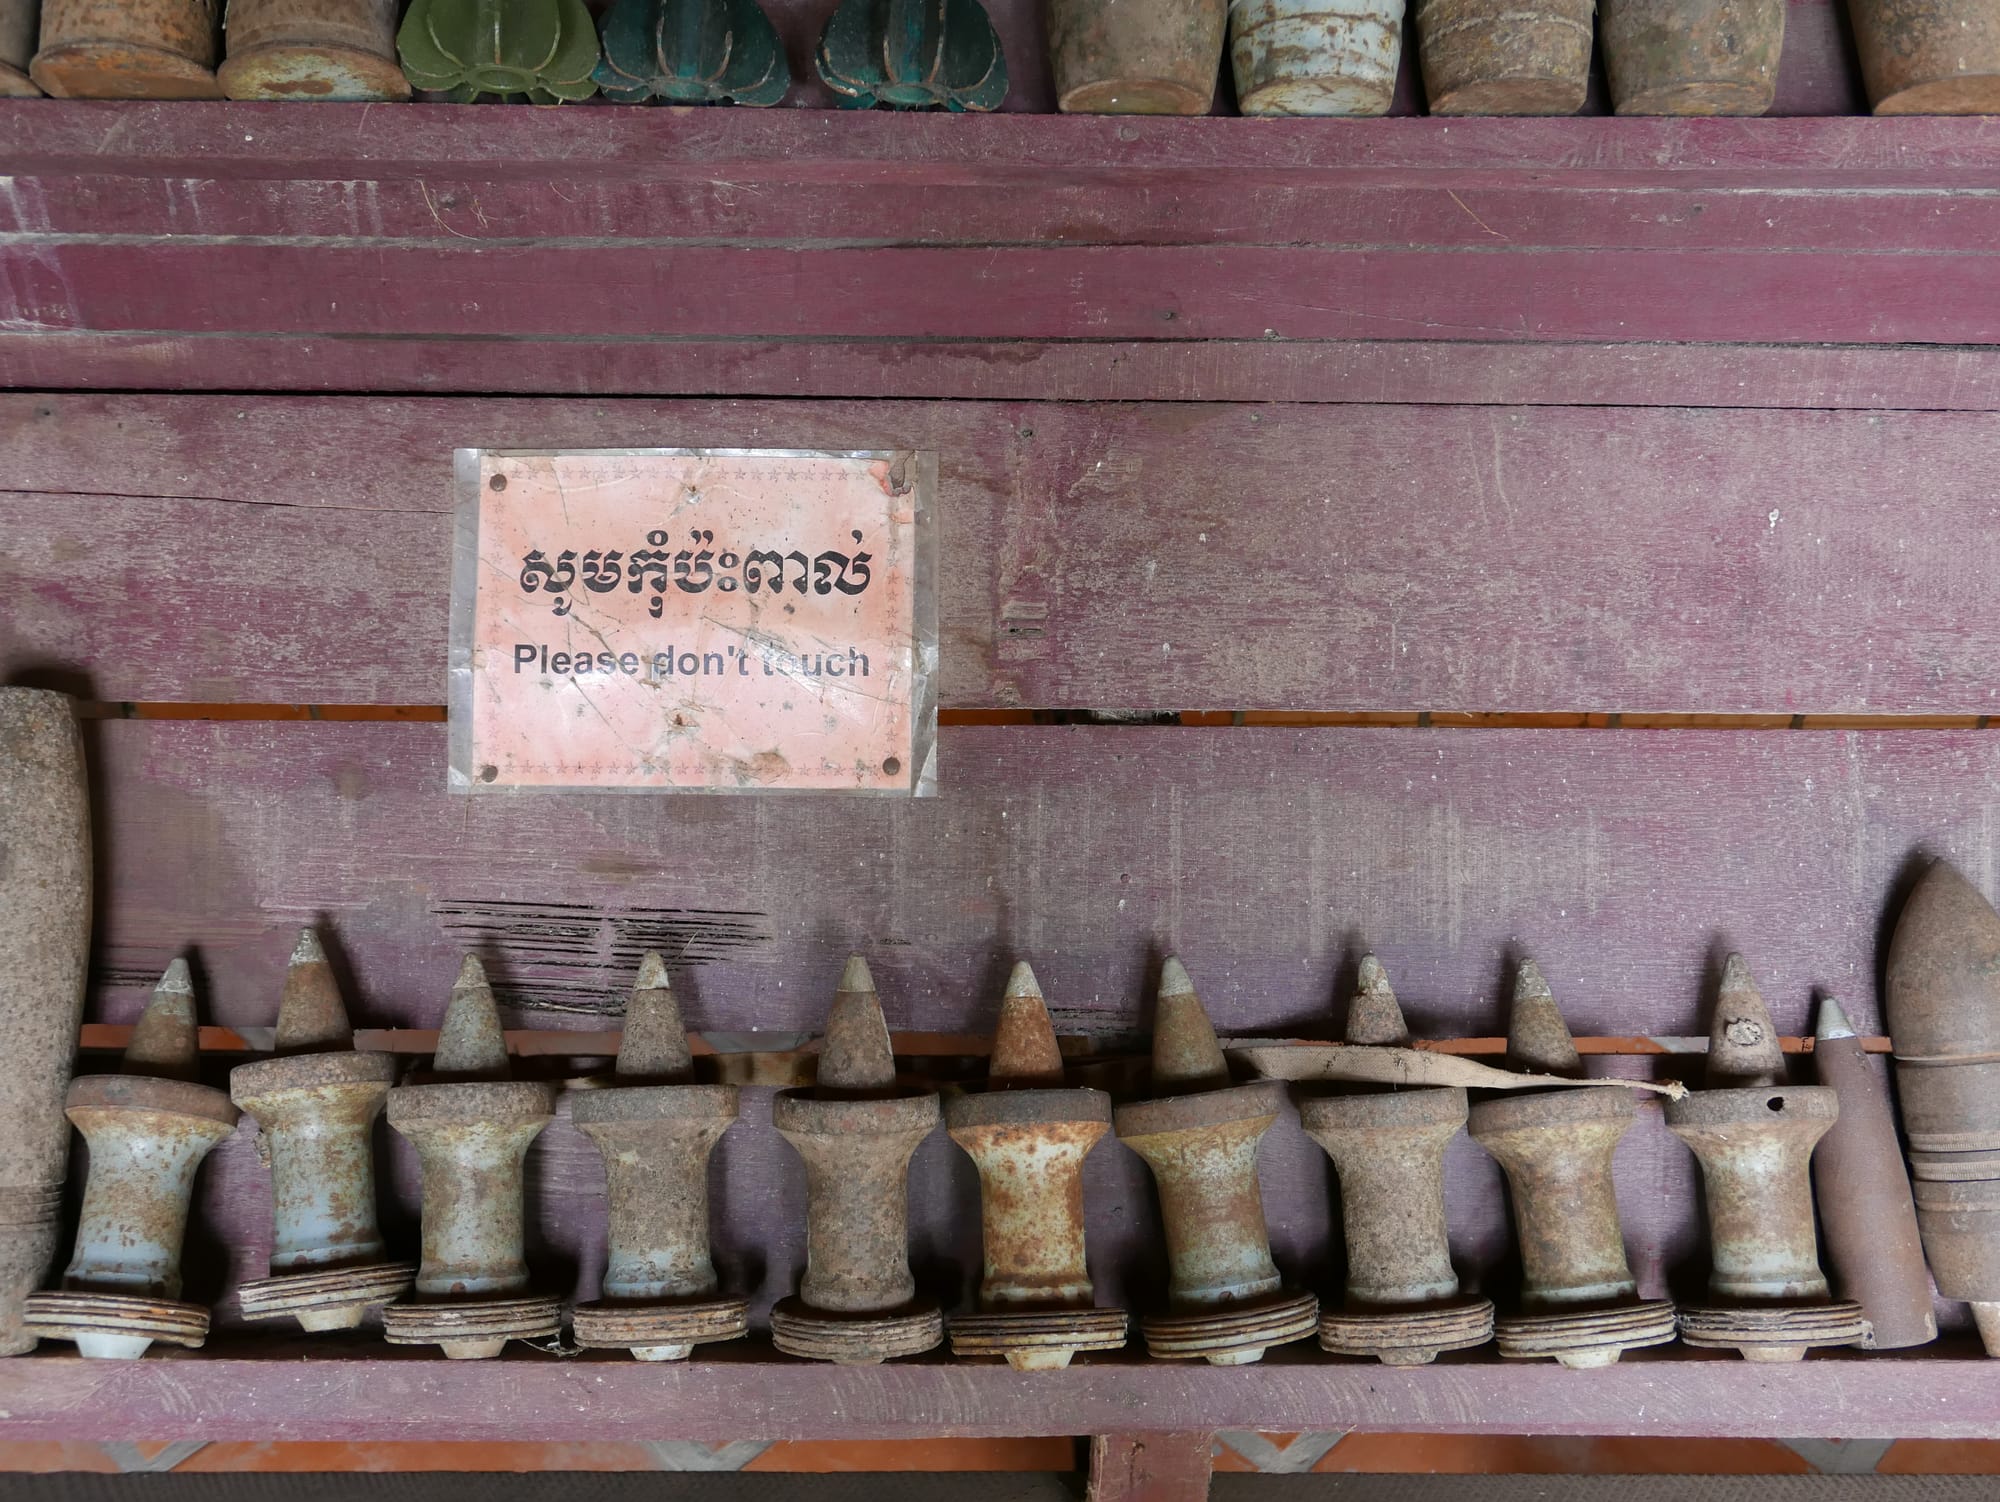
[1088,1434,1215,1502]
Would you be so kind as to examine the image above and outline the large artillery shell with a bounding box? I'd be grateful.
[1229,0,1403,114]
[1413,0,1590,113]
[1810,997,1936,1351]
[1601,0,1783,114]
[30,0,222,95]
[217,0,408,98]
[1849,0,2000,112]
[0,690,90,1356]
[1049,0,1225,112]
[0,0,41,90]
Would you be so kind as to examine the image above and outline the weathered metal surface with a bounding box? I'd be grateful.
[770,956,943,1365]
[1302,956,1492,1367]
[569,953,746,1361]
[1664,954,1865,1361]
[1412,0,1589,113]
[1888,859,2000,1354]
[229,929,412,1333]
[1048,0,1222,112]
[1601,0,1784,113]
[217,0,407,98]
[945,962,1125,1370]
[1115,958,1316,1365]
[0,0,40,90]
[28,0,221,94]
[1229,0,1403,114]
[0,690,87,1356]
[382,956,559,1360]
[815,0,1006,109]
[1809,995,1935,1351]
[1469,962,1676,1369]
[592,0,789,101]
[395,0,598,100]
[1849,0,2000,111]
[22,963,237,1359]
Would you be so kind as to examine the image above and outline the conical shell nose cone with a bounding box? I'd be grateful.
[617,951,693,1081]
[817,955,897,1094]
[1706,953,1785,1087]
[274,927,354,1053]
[124,959,202,1081]
[1814,994,1857,1043]
[1150,957,1229,1093]
[432,955,512,1080]
[1507,959,1582,1076]
[990,962,1064,1088]
[1346,954,1410,1045]
[1888,860,2000,1058]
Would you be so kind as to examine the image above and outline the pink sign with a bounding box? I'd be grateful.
[448,448,936,794]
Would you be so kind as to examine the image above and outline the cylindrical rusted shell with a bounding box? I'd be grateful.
[1413,0,1590,113]
[1600,0,1784,114]
[1849,0,2000,112]
[1888,862,2000,1070]
[1472,1089,1636,1305]
[1811,998,1937,1351]
[0,0,42,91]
[1229,0,1404,115]
[217,0,407,99]
[1305,1088,1461,1306]
[30,0,222,96]
[1670,1086,1837,1302]
[1049,0,1226,113]
[0,691,89,1356]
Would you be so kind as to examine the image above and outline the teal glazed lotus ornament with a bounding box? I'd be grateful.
[593,0,791,102]
[397,0,599,100]
[815,0,1006,109]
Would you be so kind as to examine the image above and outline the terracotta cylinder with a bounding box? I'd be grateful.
[30,0,222,95]
[1229,0,1403,114]
[1600,0,1783,114]
[1049,0,1226,113]
[0,0,41,91]
[1413,0,1591,113]
[1850,0,2000,112]
[0,690,89,1357]
[217,0,407,98]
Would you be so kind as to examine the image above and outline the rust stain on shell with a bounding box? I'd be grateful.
[1414,0,1590,113]
[1049,0,1226,113]
[1601,0,1784,114]
[30,0,222,96]
[1849,0,2000,112]
[218,0,407,98]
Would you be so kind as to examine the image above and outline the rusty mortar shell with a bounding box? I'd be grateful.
[217,0,406,97]
[1467,961,1677,1368]
[1809,994,1935,1350]
[1114,957,1317,1365]
[1664,954,1866,1361]
[29,0,222,96]
[23,962,239,1359]
[770,956,944,1365]
[382,955,559,1360]
[0,690,89,1354]
[569,952,746,1362]
[1303,955,1492,1366]
[1048,0,1225,113]
[0,0,42,91]
[1600,0,1784,114]
[229,929,413,1333]
[1412,0,1590,113]
[945,962,1126,1371]
[1848,0,2000,112]
[1888,859,2000,1353]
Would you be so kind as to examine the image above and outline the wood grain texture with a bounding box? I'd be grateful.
[77,720,2000,1040]
[7,395,2000,713]
[1088,1435,1215,1502]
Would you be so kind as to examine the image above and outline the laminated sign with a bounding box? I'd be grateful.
[448,448,938,794]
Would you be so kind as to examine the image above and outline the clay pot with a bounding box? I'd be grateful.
[1229,0,1403,113]
[1601,0,1783,114]
[218,0,409,98]
[1414,0,1591,113]
[30,0,222,95]
[1849,0,2000,112]
[1049,0,1226,112]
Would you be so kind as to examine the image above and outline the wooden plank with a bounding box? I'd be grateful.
[1088,1435,1215,1502]
[79,720,2000,1038]
[0,1342,1995,1442]
[8,396,2000,713]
